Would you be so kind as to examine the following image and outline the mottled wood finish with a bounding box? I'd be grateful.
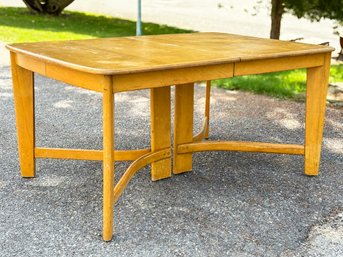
[7,33,333,75]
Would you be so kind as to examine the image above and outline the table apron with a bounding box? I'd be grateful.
[235,54,324,76]
[112,63,234,93]
[15,53,110,93]
[15,53,325,94]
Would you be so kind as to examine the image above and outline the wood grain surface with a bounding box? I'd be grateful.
[6,33,334,75]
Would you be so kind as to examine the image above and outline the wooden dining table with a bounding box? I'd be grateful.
[6,32,334,241]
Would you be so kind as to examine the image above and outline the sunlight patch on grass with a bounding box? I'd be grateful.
[215,65,343,99]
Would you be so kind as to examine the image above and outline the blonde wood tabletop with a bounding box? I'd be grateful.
[6,32,334,75]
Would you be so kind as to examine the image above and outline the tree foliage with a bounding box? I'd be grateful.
[270,0,343,39]
[22,0,75,15]
[284,0,343,22]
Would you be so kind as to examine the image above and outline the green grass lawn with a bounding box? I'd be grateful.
[215,65,343,99]
[1,6,342,99]
[0,7,192,43]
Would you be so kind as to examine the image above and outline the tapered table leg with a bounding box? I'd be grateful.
[173,83,194,174]
[103,85,114,241]
[305,53,331,176]
[10,52,35,178]
[150,86,171,181]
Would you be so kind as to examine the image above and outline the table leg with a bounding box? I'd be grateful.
[305,53,331,176]
[173,83,194,174]
[103,86,114,241]
[204,80,211,139]
[10,52,35,178]
[150,86,171,181]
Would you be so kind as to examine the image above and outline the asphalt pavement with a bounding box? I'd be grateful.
[0,63,343,256]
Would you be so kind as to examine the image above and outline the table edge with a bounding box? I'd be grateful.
[6,44,334,76]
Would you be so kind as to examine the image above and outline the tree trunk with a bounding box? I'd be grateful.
[22,0,43,13]
[270,0,283,39]
[22,0,75,15]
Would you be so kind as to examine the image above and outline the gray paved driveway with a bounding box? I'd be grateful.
[0,64,342,256]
